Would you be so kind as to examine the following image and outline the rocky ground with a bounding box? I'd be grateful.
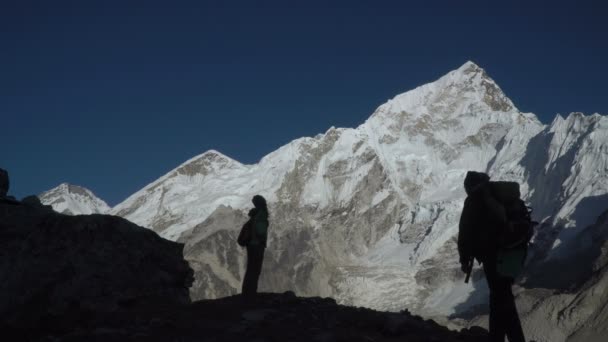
[4,292,488,342]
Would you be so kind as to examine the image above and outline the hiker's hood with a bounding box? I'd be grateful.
[464,171,490,196]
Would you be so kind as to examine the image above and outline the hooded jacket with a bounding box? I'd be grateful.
[458,172,507,264]
[249,208,269,247]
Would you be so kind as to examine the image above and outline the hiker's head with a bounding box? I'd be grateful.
[464,171,490,195]
[252,195,267,209]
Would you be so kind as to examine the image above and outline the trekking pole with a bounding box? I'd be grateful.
[464,258,474,283]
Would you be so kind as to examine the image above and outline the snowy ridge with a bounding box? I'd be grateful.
[111,146,304,240]
[110,62,608,317]
[39,183,110,215]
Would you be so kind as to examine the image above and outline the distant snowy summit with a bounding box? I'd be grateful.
[39,183,110,215]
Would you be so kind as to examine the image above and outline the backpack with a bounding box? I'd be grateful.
[488,181,537,249]
[237,220,253,247]
[488,181,538,278]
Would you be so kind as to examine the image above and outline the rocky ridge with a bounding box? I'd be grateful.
[6,291,490,342]
[0,195,193,330]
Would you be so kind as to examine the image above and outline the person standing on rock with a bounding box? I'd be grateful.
[458,171,526,342]
[241,195,269,299]
[0,168,9,197]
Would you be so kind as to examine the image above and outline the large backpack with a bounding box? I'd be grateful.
[237,219,253,247]
[488,181,537,249]
[488,181,538,278]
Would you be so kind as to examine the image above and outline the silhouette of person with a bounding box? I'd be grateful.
[458,171,526,342]
[241,195,269,299]
[0,168,9,197]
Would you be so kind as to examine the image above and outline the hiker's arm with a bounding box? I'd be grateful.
[458,198,474,268]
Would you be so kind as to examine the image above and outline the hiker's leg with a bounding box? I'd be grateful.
[484,260,507,342]
[249,246,265,294]
[501,279,525,342]
[242,246,255,296]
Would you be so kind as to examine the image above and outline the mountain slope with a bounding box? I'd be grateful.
[110,62,537,303]
[100,61,606,340]
[40,183,110,215]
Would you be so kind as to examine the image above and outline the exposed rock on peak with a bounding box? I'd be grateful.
[174,149,244,177]
[457,60,483,73]
[39,183,110,215]
[381,61,516,121]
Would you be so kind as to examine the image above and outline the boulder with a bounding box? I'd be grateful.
[0,201,193,326]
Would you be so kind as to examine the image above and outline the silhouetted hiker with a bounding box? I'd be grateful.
[241,195,269,299]
[458,171,534,342]
[0,168,9,197]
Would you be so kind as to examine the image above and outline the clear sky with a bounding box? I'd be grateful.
[2,0,607,205]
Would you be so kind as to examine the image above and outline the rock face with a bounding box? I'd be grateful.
[0,199,193,326]
[39,183,110,215]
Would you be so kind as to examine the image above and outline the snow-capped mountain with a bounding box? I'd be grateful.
[109,60,607,315]
[40,183,110,215]
[45,61,608,342]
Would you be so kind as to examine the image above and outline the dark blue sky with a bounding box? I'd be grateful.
[2,0,607,205]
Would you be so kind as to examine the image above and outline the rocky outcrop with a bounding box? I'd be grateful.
[21,195,53,211]
[0,198,193,328]
[3,291,489,342]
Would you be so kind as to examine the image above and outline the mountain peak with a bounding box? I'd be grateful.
[372,62,517,128]
[55,183,94,197]
[173,149,244,177]
[201,149,224,158]
[40,183,110,215]
[456,60,483,74]
[194,149,239,164]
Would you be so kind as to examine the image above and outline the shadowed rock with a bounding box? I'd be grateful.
[21,195,53,211]
[0,199,193,328]
[2,291,488,342]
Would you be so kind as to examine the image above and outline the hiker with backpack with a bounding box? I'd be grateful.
[238,195,269,299]
[458,171,535,342]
